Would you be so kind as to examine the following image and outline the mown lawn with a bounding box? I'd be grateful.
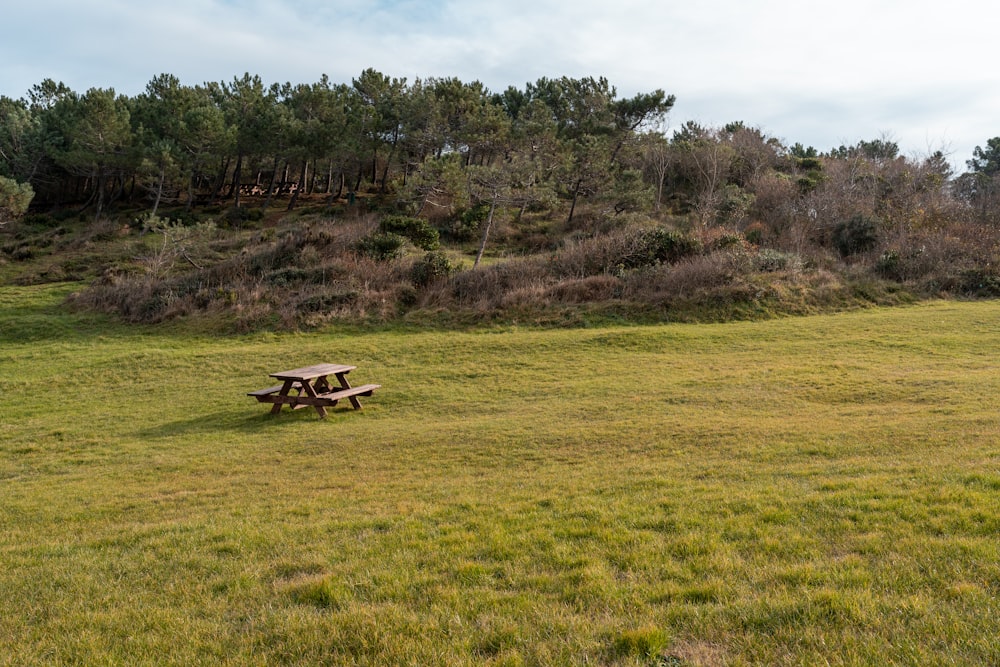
[2,284,999,666]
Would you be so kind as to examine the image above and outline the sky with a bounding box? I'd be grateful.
[2,0,997,171]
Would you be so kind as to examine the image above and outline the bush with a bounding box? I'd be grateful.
[636,228,702,266]
[297,289,360,313]
[379,215,440,250]
[875,249,902,279]
[832,214,879,256]
[0,175,34,223]
[549,226,702,278]
[218,205,264,229]
[743,221,767,245]
[629,252,737,299]
[356,232,405,261]
[446,203,490,241]
[449,258,549,307]
[546,274,622,303]
[411,250,455,286]
[755,248,802,272]
[266,267,317,286]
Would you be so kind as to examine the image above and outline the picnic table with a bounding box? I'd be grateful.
[248,363,380,418]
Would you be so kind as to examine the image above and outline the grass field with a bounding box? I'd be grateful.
[2,284,999,665]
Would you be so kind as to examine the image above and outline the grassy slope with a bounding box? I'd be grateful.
[2,284,999,665]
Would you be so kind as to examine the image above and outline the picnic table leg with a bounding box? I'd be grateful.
[299,380,328,419]
[313,375,333,393]
[271,380,295,414]
[335,372,364,409]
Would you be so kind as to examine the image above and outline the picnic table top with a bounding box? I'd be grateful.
[269,363,356,381]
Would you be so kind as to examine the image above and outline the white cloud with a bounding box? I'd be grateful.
[1,0,998,167]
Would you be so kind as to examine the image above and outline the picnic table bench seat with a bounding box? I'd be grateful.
[247,384,293,397]
[247,383,380,403]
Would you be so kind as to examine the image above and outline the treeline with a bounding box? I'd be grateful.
[0,71,673,221]
[3,69,998,236]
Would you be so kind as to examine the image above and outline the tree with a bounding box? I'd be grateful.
[213,74,273,207]
[0,96,44,184]
[49,87,134,220]
[0,175,34,224]
[468,150,555,267]
[967,137,1000,177]
[131,74,191,215]
[671,127,735,225]
[175,88,229,209]
[522,76,673,222]
[352,68,408,192]
[638,131,671,212]
[960,137,1000,223]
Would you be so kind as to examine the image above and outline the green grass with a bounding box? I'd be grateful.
[2,284,1000,665]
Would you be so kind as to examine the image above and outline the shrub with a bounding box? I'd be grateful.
[218,205,264,229]
[0,175,34,223]
[449,258,549,307]
[297,289,360,313]
[716,183,755,225]
[446,203,490,241]
[411,250,455,286]
[549,231,638,278]
[549,226,702,278]
[743,221,767,245]
[755,248,802,272]
[546,274,622,303]
[705,230,745,252]
[266,267,317,286]
[20,213,60,229]
[832,214,879,256]
[949,267,1000,296]
[875,249,902,279]
[637,228,702,266]
[379,215,440,250]
[627,252,739,301]
[356,232,405,261]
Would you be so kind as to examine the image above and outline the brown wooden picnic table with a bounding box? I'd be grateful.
[248,363,380,418]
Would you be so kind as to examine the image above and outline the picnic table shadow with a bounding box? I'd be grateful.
[137,406,361,439]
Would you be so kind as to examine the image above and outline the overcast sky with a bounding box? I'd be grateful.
[2,0,996,170]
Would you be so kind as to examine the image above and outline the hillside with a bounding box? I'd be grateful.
[2,190,999,332]
[2,74,1000,331]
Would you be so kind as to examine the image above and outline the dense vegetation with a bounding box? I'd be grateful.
[2,71,1000,329]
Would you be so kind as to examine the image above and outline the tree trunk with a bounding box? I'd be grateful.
[287,160,308,211]
[94,166,106,222]
[380,160,392,193]
[654,169,666,212]
[185,174,195,212]
[229,153,244,207]
[473,195,499,268]
[212,156,230,202]
[262,156,281,212]
[151,165,165,217]
[380,133,398,193]
[567,179,582,224]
